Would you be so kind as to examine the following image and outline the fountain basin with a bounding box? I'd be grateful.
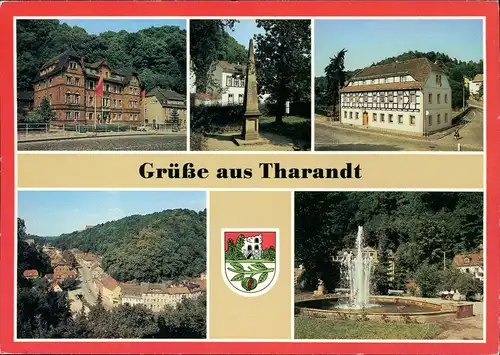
[295,296,472,323]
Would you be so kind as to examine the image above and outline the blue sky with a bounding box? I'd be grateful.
[60,19,186,34]
[226,20,265,49]
[315,19,484,76]
[18,191,206,236]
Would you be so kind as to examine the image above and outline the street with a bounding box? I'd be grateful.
[77,266,97,306]
[315,108,483,152]
[18,134,187,151]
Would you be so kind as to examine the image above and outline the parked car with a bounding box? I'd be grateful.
[137,125,151,132]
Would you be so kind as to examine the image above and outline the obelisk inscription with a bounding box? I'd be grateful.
[241,39,261,141]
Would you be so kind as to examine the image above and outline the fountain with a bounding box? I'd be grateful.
[338,226,376,309]
[294,226,468,323]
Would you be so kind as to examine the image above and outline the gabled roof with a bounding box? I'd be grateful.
[100,275,120,291]
[353,58,443,82]
[453,252,483,267]
[472,74,483,82]
[216,60,246,74]
[41,48,80,71]
[147,87,186,108]
[341,58,442,93]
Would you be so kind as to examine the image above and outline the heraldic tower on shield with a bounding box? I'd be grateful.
[223,229,278,296]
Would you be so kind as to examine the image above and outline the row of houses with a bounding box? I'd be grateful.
[75,250,207,311]
[18,49,187,128]
[22,243,78,293]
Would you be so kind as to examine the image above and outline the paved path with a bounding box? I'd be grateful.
[18,134,187,151]
[315,108,483,152]
[203,131,296,151]
[77,266,97,306]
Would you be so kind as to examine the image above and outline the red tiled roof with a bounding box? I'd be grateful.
[23,269,39,278]
[472,74,483,82]
[167,286,190,295]
[101,275,120,291]
[453,252,482,267]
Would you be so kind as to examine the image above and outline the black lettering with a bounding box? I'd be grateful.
[243,168,253,179]
[168,163,180,179]
[354,164,362,179]
[198,168,209,179]
[216,168,228,179]
[259,163,273,178]
[139,163,154,179]
[183,163,196,178]
[340,163,352,179]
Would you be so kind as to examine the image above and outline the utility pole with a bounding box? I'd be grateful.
[443,251,446,270]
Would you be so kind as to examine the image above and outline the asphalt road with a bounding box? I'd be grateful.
[18,134,187,151]
[315,108,483,152]
[77,265,97,306]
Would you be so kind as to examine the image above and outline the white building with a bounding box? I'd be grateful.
[190,60,246,106]
[340,58,453,135]
[468,73,483,96]
[120,282,204,312]
[242,234,263,259]
[452,251,483,282]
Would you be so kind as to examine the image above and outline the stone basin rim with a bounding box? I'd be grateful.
[295,295,458,316]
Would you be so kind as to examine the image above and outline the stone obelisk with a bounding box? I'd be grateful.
[241,39,261,141]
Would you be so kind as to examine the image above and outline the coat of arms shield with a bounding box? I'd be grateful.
[222,229,279,297]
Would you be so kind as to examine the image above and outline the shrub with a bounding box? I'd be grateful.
[191,104,244,134]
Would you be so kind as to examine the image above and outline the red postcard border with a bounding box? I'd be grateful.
[1,1,499,354]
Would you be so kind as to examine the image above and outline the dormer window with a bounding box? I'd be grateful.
[69,61,78,70]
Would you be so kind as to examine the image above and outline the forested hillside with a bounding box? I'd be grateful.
[53,209,206,283]
[17,20,186,94]
[295,192,483,292]
[316,50,483,110]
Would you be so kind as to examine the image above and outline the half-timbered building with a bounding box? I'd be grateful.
[340,58,452,135]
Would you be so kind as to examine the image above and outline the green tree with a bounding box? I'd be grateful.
[254,20,311,123]
[28,97,56,123]
[372,234,390,295]
[189,20,238,93]
[324,48,347,115]
[477,83,483,98]
[170,108,180,131]
[415,263,441,297]
[262,246,276,261]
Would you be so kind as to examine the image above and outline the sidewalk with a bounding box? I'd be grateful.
[317,109,477,143]
[18,130,186,143]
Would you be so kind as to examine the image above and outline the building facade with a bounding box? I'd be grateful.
[121,282,203,312]
[340,58,453,135]
[33,49,142,125]
[190,60,246,106]
[468,74,483,96]
[452,251,483,282]
[95,275,121,306]
[144,87,187,129]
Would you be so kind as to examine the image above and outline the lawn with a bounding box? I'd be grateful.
[294,315,443,340]
[259,116,311,148]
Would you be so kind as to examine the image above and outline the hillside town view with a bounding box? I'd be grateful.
[314,19,483,151]
[17,191,207,338]
[189,19,311,151]
[17,19,187,151]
